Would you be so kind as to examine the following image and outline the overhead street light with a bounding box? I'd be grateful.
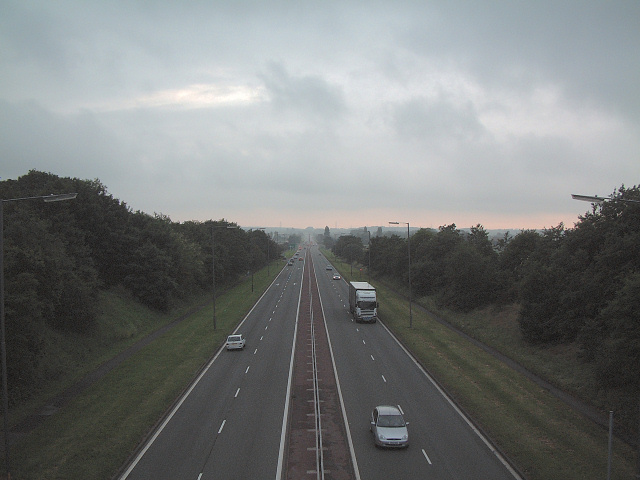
[571,194,606,204]
[572,193,640,204]
[43,193,79,203]
[389,221,413,328]
[1,192,78,479]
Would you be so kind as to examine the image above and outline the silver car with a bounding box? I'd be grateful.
[226,334,246,350]
[370,405,409,448]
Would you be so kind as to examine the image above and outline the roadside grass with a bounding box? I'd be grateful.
[415,297,597,401]
[8,287,211,432]
[6,262,284,480]
[326,252,636,480]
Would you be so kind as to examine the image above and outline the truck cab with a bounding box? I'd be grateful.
[349,281,378,323]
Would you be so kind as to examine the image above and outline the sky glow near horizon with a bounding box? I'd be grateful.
[1,1,638,231]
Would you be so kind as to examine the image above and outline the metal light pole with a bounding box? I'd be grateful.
[249,230,254,293]
[572,193,640,479]
[367,229,371,284]
[256,228,269,277]
[1,192,77,479]
[211,226,217,331]
[389,221,412,328]
[212,223,239,331]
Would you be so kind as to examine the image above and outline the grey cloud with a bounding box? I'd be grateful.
[1,0,638,229]
[396,2,640,122]
[259,63,347,121]
[0,100,122,180]
[391,97,485,144]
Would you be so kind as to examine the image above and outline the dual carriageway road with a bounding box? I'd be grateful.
[119,245,521,479]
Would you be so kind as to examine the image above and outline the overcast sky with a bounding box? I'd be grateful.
[2,1,638,230]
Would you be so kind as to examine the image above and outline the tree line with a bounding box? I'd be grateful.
[330,185,640,433]
[1,170,282,403]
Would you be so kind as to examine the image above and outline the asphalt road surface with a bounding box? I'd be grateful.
[120,251,304,479]
[314,247,521,480]
[119,244,521,480]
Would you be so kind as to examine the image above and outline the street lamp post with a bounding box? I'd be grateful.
[1,192,77,479]
[249,229,254,293]
[256,228,270,277]
[212,223,239,331]
[389,221,412,328]
[367,229,371,284]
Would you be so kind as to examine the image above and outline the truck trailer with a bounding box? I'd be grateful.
[348,281,378,323]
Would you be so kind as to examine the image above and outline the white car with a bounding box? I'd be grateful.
[226,334,246,350]
[370,405,409,448]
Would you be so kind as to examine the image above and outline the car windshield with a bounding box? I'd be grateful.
[228,336,241,342]
[378,414,405,427]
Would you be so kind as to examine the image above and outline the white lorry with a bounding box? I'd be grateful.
[348,281,378,323]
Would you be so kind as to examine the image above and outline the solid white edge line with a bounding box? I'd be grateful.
[315,257,362,480]
[119,263,287,479]
[118,339,225,479]
[377,321,524,480]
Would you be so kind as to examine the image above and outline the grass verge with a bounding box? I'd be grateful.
[326,251,636,480]
[7,286,207,431]
[5,262,284,480]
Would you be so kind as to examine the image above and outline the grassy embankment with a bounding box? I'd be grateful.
[325,251,636,480]
[6,248,637,479]
[4,260,285,480]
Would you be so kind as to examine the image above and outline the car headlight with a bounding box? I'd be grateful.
[402,434,408,440]
[378,433,386,440]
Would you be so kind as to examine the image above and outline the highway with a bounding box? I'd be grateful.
[314,247,521,480]
[119,244,521,480]
[120,252,304,479]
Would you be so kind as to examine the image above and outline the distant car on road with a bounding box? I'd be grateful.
[326,265,332,270]
[370,405,409,448]
[226,334,246,350]
[332,274,341,280]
